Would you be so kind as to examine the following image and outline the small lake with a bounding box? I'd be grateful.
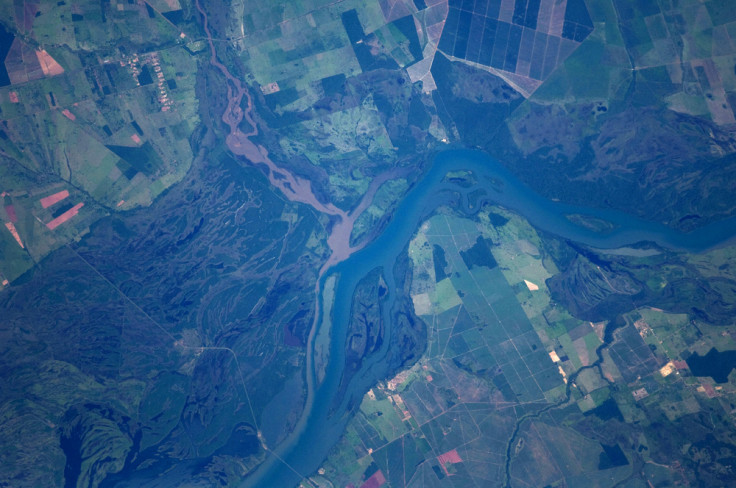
[687,348,736,383]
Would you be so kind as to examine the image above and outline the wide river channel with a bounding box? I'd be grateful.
[243,148,736,487]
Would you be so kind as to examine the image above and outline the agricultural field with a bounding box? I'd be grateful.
[0,0,202,287]
[439,0,593,95]
[316,206,570,487]
[429,0,736,232]
[3,0,736,486]
[317,201,736,487]
[200,0,442,212]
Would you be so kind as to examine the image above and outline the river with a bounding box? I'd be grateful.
[191,4,736,485]
[242,148,736,487]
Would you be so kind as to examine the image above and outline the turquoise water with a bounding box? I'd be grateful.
[244,149,736,487]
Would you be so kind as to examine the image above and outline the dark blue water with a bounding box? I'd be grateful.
[0,23,15,87]
[244,149,736,487]
[60,425,83,488]
[687,348,736,383]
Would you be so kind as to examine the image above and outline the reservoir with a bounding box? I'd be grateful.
[244,148,736,487]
